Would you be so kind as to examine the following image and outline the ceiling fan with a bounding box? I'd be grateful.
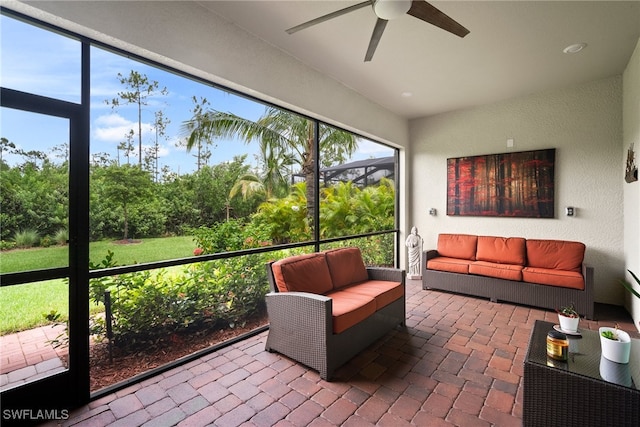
[286,0,469,62]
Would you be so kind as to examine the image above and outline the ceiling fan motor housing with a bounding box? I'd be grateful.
[373,0,412,20]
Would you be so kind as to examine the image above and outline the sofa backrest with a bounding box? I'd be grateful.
[437,234,478,260]
[476,236,526,265]
[271,252,333,294]
[324,247,369,289]
[525,239,585,272]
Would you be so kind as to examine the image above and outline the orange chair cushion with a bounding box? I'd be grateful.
[340,280,404,310]
[476,236,526,265]
[437,234,478,260]
[469,261,523,281]
[324,247,369,289]
[427,257,473,274]
[526,240,585,272]
[271,253,333,294]
[522,267,585,290]
[324,290,377,334]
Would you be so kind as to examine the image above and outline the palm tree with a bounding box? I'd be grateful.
[182,106,357,227]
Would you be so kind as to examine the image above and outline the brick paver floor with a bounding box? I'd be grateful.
[38,279,637,426]
[0,323,68,390]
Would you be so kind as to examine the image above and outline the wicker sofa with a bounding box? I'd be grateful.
[422,234,594,319]
[265,247,405,380]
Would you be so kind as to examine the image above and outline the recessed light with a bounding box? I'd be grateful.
[563,43,587,54]
[401,91,413,98]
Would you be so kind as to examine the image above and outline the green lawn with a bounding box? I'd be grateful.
[0,279,106,334]
[0,235,197,334]
[0,235,197,273]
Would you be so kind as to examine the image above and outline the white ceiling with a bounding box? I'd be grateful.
[197,1,640,119]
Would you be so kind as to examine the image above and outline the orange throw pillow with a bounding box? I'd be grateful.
[324,247,369,289]
[271,253,333,294]
[476,236,526,265]
[437,234,478,260]
[526,240,585,272]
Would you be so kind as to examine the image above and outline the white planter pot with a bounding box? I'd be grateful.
[599,327,631,364]
[558,314,579,333]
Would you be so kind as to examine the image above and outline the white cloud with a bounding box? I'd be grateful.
[95,114,130,127]
[93,113,155,144]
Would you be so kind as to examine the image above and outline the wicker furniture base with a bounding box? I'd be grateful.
[422,250,594,319]
[524,320,639,427]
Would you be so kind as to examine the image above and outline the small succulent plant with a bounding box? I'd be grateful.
[556,303,579,318]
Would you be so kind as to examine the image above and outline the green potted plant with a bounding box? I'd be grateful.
[600,323,631,364]
[620,270,640,300]
[598,269,640,364]
[556,303,580,333]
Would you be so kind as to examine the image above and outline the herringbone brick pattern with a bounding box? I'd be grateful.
[43,279,637,426]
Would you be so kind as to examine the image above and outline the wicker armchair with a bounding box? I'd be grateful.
[265,250,405,380]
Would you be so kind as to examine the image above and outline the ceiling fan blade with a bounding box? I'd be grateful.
[407,0,469,38]
[364,18,388,62]
[286,0,373,34]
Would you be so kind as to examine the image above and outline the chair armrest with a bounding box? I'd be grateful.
[366,267,405,283]
[423,249,439,261]
[265,291,332,334]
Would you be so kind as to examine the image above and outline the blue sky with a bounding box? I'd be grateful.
[1,14,392,175]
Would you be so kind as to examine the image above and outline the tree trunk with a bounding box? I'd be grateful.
[304,124,316,232]
[123,203,129,240]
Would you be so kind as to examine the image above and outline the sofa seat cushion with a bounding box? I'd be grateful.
[522,267,584,289]
[324,290,377,334]
[340,280,404,310]
[324,247,369,289]
[469,261,523,281]
[271,253,333,294]
[427,257,473,274]
[437,234,478,261]
[476,236,526,265]
[526,240,585,272]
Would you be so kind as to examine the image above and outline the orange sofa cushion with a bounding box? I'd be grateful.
[427,257,473,274]
[340,280,404,310]
[476,236,526,265]
[437,234,478,260]
[324,290,377,334]
[324,247,369,289]
[526,240,585,272]
[271,253,333,294]
[522,267,584,290]
[469,261,523,281]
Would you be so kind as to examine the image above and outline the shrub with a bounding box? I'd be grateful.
[14,229,40,248]
[89,251,271,350]
[251,187,309,244]
[54,228,68,245]
[322,234,394,267]
[189,218,247,254]
[40,235,53,248]
[0,240,17,251]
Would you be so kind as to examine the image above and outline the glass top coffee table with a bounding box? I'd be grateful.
[524,320,639,427]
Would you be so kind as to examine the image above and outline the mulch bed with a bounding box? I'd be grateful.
[112,239,142,245]
[89,310,269,391]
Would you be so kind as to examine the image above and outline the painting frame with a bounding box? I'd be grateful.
[447,148,555,218]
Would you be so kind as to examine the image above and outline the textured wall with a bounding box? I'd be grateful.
[410,77,624,304]
[623,38,640,328]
